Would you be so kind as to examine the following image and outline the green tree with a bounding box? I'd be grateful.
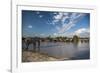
[72,35,79,43]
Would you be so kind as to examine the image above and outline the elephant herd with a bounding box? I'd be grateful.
[22,37,40,52]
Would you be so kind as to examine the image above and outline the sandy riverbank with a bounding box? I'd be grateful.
[22,50,64,62]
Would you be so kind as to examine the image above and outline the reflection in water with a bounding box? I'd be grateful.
[22,41,90,60]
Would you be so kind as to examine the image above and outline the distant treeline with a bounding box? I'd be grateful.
[22,35,89,43]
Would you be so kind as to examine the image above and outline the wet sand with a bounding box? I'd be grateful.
[22,50,65,62]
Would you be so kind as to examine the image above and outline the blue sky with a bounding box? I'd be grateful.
[22,10,90,37]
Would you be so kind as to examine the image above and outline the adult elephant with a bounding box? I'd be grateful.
[23,37,40,52]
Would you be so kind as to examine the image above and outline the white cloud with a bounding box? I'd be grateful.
[74,28,90,37]
[54,28,90,37]
[53,33,57,36]
[61,16,69,24]
[58,21,75,33]
[52,12,70,29]
[75,28,89,34]
[53,19,59,23]
[63,13,69,16]
[53,12,58,15]
[52,19,59,26]
[36,12,43,18]
[51,12,86,36]
[28,25,32,28]
[54,12,63,20]
[58,13,86,34]
[39,15,43,18]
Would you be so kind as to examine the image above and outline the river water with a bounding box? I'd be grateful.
[22,42,90,60]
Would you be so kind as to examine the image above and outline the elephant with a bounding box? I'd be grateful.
[23,37,40,52]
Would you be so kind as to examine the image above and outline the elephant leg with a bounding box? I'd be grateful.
[33,43,36,52]
[26,43,29,50]
[38,41,40,52]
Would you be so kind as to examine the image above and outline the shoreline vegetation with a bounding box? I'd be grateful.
[22,50,67,62]
[23,35,89,43]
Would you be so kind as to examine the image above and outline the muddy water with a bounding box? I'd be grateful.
[22,42,90,60]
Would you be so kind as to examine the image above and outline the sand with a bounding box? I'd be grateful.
[22,50,63,62]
